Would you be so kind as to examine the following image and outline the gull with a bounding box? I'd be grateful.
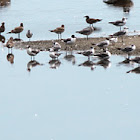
[27,45,40,60]
[0,22,5,35]
[109,36,118,45]
[109,17,127,30]
[62,35,76,50]
[117,44,136,58]
[6,37,14,53]
[94,49,111,60]
[92,38,110,50]
[49,52,62,60]
[26,30,33,41]
[110,27,128,42]
[84,16,102,26]
[77,47,94,60]
[7,23,24,39]
[49,25,65,40]
[48,42,61,52]
[76,26,94,40]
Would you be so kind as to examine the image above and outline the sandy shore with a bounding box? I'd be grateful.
[14,35,140,55]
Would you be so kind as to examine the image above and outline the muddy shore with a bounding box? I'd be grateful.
[14,35,140,55]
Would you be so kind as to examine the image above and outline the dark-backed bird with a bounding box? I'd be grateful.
[77,47,94,60]
[92,38,110,50]
[0,22,5,35]
[6,37,14,53]
[49,25,65,40]
[26,30,33,41]
[94,49,111,60]
[117,44,136,58]
[7,23,24,39]
[62,35,76,50]
[27,45,40,60]
[76,26,94,40]
[84,16,102,26]
[109,17,127,30]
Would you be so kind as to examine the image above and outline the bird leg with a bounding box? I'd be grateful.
[18,33,20,39]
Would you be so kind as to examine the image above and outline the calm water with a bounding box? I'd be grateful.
[0,1,140,140]
[0,0,140,41]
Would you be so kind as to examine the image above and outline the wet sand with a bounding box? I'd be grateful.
[14,35,140,55]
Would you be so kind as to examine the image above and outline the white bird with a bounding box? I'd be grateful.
[49,42,61,52]
[49,52,62,60]
[109,36,118,45]
[26,30,33,41]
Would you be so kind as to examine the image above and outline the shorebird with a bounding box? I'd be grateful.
[78,60,95,71]
[27,45,40,60]
[7,23,24,39]
[94,49,111,60]
[117,44,136,58]
[26,30,33,41]
[77,47,94,60]
[7,53,14,64]
[110,27,128,42]
[62,35,76,50]
[0,22,5,35]
[48,42,61,52]
[109,17,127,30]
[49,25,65,40]
[92,38,110,50]
[27,60,43,72]
[6,37,14,53]
[84,16,102,26]
[76,26,94,40]
[49,52,62,60]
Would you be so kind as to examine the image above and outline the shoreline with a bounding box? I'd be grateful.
[14,35,140,55]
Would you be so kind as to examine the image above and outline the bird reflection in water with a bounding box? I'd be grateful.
[49,59,61,69]
[7,53,14,64]
[95,59,111,69]
[126,66,140,74]
[117,57,134,67]
[78,60,95,71]
[0,35,5,43]
[64,51,76,65]
[27,60,43,72]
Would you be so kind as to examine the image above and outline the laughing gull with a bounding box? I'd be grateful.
[49,52,62,60]
[7,23,24,39]
[27,45,40,60]
[26,30,33,41]
[76,26,94,40]
[110,27,128,42]
[62,35,76,50]
[92,38,110,50]
[6,37,14,53]
[94,49,111,60]
[117,44,136,58]
[49,25,65,40]
[0,22,5,35]
[77,47,94,60]
[109,17,127,30]
[48,42,61,52]
[84,16,102,26]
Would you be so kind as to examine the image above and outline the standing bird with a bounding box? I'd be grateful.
[76,26,94,40]
[117,44,136,58]
[110,27,128,42]
[62,35,76,50]
[48,42,61,52]
[26,30,33,41]
[109,17,127,30]
[0,22,5,35]
[7,23,24,39]
[27,45,40,60]
[49,52,62,60]
[49,25,65,40]
[92,38,110,50]
[77,47,94,60]
[6,37,14,53]
[84,16,102,26]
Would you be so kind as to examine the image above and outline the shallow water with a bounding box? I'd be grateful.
[0,0,140,41]
[0,1,140,140]
[0,46,140,140]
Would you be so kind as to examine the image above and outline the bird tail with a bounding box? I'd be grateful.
[117,48,122,51]
[49,30,54,32]
[7,31,12,34]
[91,43,96,45]
[108,22,114,24]
[97,19,102,22]
[126,70,131,73]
